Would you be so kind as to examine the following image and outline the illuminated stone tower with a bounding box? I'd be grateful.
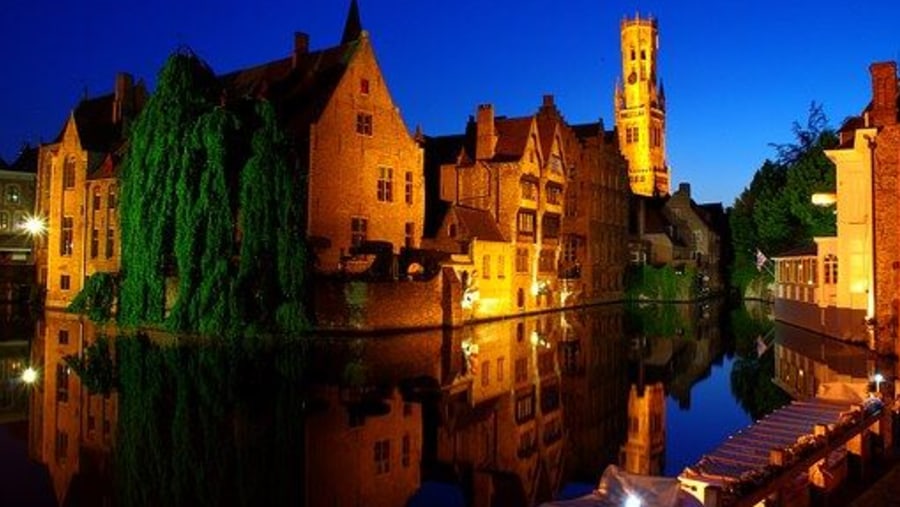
[615,14,669,196]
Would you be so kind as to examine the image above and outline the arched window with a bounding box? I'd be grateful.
[63,156,76,189]
[517,288,525,308]
[824,255,838,285]
[5,185,20,204]
[630,48,636,60]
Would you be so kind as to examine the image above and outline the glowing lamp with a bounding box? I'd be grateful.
[21,367,38,384]
[625,494,642,507]
[20,214,48,236]
[811,193,837,207]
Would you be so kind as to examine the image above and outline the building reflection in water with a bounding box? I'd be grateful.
[29,300,743,507]
[773,321,895,401]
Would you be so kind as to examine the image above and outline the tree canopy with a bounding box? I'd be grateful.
[728,103,837,294]
[118,50,309,336]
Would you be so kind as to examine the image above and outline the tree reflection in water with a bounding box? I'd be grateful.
[29,300,792,506]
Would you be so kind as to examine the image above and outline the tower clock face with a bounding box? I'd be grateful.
[628,71,637,84]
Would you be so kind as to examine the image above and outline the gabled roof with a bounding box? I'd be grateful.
[493,117,533,161]
[452,205,505,243]
[220,41,358,131]
[69,94,123,153]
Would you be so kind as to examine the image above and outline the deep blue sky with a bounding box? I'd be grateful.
[2,1,898,204]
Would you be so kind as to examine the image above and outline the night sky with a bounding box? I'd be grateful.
[2,0,898,204]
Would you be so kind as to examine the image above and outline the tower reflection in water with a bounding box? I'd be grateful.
[29,300,757,507]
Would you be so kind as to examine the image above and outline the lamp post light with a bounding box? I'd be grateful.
[21,366,38,385]
[873,373,885,394]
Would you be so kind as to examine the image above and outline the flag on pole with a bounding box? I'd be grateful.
[755,249,768,272]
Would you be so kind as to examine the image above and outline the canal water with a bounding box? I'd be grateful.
[0,300,792,506]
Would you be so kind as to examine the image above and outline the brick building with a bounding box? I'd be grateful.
[424,97,629,320]
[773,61,900,354]
[224,0,424,273]
[36,74,144,309]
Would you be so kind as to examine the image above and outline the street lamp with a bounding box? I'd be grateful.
[19,214,47,237]
[625,494,642,507]
[21,366,38,384]
[873,373,885,394]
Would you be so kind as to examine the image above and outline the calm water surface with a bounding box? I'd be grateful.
[0,300,791,506]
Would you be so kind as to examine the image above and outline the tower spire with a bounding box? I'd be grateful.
[341,0,363,44]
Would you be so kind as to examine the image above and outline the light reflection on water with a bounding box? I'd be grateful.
[2,300,796,506]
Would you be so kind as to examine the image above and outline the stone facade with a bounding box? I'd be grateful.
[37,74,143,309]
[615,15,669,197]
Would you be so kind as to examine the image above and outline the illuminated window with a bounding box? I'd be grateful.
[374,440,390,474]
[515,390,535,423]
[360,78,370,95]
[106,227,115,258]
[61,216,74,256]
[56,363,69,403]
[515,248,529,273]
[351,217,367,247]
[63,156,76,188]
[517,210,536,237]
[546,183,563,205]
[377,167,393,202]
[482,255,490,279]
[404,171,413,204]
[356,112,373,136]
[520,179,537,200]
[108,186,117,209]
[60,275,70,291]
[563,236,578,263]
[0,212,7,230]
[497,255,505,279]
[549,153,563,174]
[92,187,101,211]
[90,228,99,258]
[5,184,20,204]
[824,254,838,284]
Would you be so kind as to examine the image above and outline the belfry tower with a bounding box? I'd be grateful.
[615,14,669,196]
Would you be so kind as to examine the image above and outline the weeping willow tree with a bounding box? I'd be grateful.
[118,49,309,335]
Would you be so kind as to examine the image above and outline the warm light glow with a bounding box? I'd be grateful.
[625,494,642,507]
[811,193,837,207]
[874,373,885,383]
[21,367,38,384]
[19,214,48,236]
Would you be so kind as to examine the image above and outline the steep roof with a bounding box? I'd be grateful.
[72,94,122,152]
[493,117,533,161]
[423,134,467,238]
[453,205,505,242]
[220,41,358,132]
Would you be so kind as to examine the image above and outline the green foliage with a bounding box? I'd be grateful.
[114,336,308,506]
[119,50,310,335]
[64,335,117,395]
[625,302,690,338]
[67,272,117,322]
[625,264,697,301]
[728,103,837,296]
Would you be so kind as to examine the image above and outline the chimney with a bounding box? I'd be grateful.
[113,72,134,124]
[476,104,496,160]
[870,61,898,127]
[678,182,691,197]
[542,94,554,107]
[293,32,310,68]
